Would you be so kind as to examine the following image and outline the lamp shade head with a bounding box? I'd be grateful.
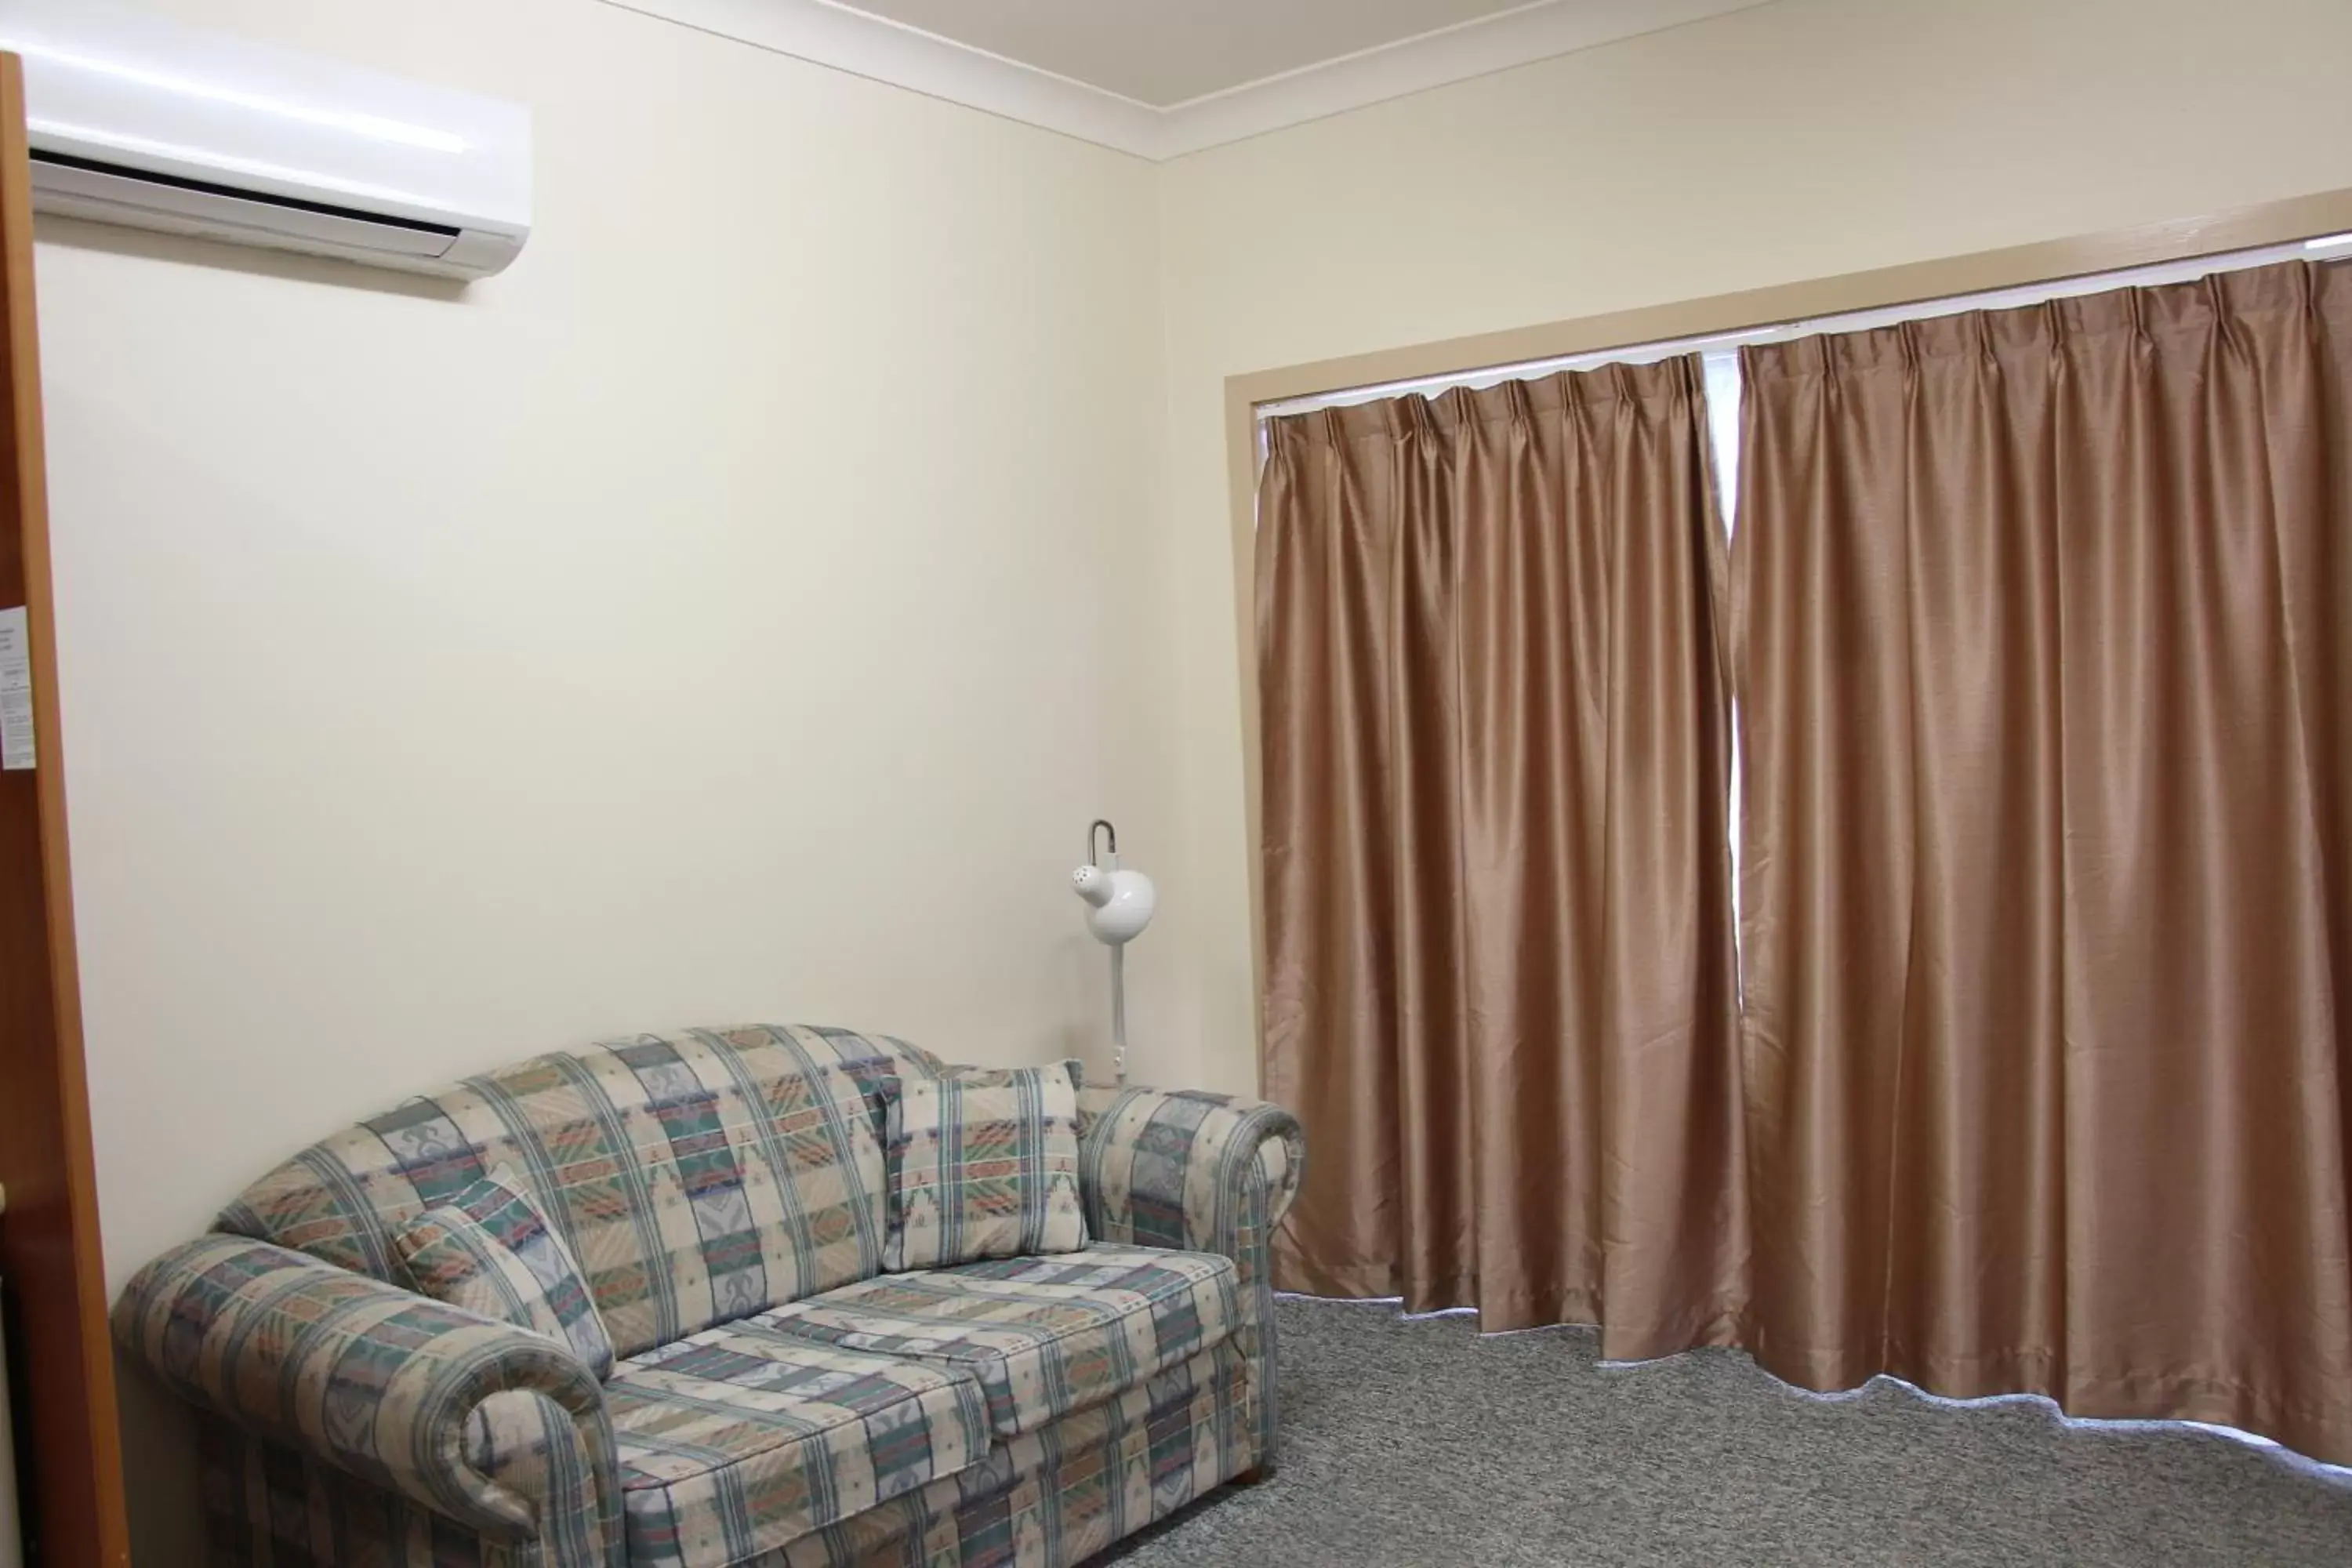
[1071,864,1155,946]
[1072,864,1115,909]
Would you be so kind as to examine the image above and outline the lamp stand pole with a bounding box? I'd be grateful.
[1109,944,1127,1085]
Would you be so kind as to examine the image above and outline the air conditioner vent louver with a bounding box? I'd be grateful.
[3,0,530,281]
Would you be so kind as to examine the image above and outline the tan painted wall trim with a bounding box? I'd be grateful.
[1230,186,2352,408]
[1221,183,2352,1086]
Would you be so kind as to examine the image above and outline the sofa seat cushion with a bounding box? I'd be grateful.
[606,1317,992,1568]
[753,1244,1239,1439]
[789,1339,1253,1568]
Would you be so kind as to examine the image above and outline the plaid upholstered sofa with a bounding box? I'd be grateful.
[113,1025,1304,1567]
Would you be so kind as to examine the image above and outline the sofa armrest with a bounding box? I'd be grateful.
[1076,1085,1305,1259]
[1078,1085,1304,1471]
[114,1235,621,1563]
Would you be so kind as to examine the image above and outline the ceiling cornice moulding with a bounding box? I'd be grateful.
[598,0,1776,161]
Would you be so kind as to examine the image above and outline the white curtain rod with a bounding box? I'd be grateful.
[1256,231,2352,422]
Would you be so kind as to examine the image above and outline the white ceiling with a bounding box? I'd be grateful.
[605,0,1777,158]
[840,0,1534,109]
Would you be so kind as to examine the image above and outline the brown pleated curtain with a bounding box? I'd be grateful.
[1734,259,2352,1464]
[1257,361,1747,1356]
[1258,258,2352,1464]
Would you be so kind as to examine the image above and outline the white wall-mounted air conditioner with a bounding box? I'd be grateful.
[0,0,530,281]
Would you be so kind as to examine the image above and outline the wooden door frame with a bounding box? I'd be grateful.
[0,49,132,1568]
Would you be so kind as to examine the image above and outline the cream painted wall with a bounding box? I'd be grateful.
[35,1,1173,1553]
[42,0,2352,1557]
[1149,0,2352,1098]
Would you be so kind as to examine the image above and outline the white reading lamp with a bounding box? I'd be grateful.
[1071,819,1155,1083]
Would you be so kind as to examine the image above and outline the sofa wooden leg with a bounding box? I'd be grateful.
[1232,1465,1271,1487]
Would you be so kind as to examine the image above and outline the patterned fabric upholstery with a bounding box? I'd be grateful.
[220,1026,931,1359]
[1076,1085,1305,1468]
[767,1341,1250,1567]
[604,1322,992,1568]
[113,1234,622,1564]
[192,1339,1250,1568]
[465,1389,623,1565]
[880,1063,1085,1272]
[754,1245,1237,1439]
[124,1030,1297,1568]
[396,1165,618,1380]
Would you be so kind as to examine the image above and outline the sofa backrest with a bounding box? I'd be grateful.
[216,1023,944,1359]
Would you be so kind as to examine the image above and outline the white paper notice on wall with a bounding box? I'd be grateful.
[0,606,34,771]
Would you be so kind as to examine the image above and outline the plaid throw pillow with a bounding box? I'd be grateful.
[881,1062,1086,1271]
[390,1165,615,1379]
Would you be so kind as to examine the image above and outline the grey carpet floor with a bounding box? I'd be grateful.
[1096,1298,2352,1567]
